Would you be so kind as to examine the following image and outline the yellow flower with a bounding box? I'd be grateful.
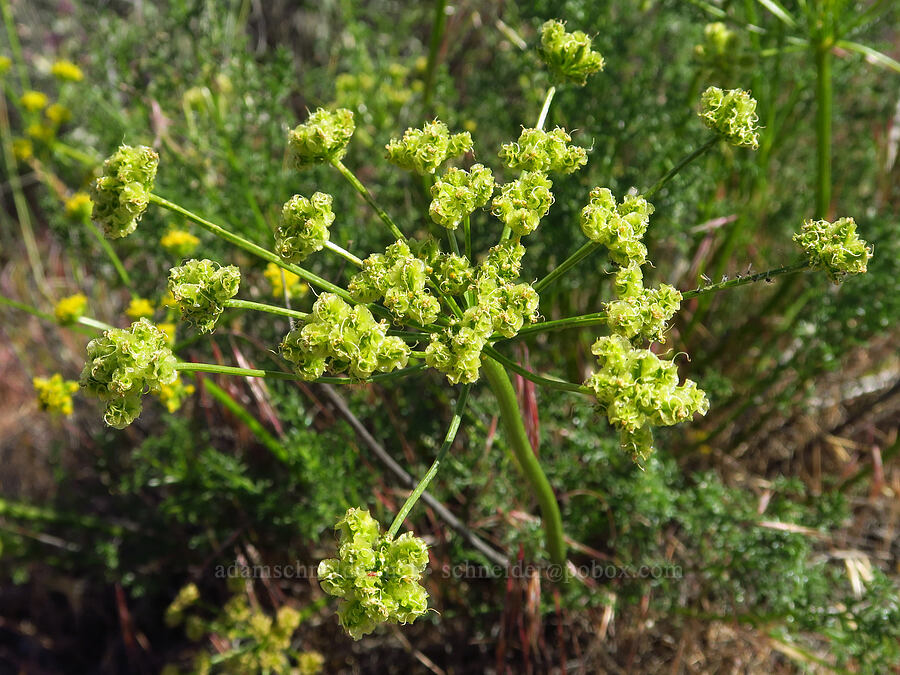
[26,122,55,143]
[0,56,11,76]
[65,192,93,221]
[12,138,33,161]
[20,90,48,112]
[46,103,72,126]
[51,59,84,82]
[157,322,176,344]
[125,297,155,320]
[263,262,307,299]
[161,290,178,308]
[298,651,325,675]
[33,374,79,416]
[155,376,195,413]
[54,293,88,323]
[160,228,200,258]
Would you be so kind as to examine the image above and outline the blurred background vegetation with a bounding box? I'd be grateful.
[1,0,898,672]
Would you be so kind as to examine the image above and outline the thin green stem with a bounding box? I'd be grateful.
[499,311,608,342]
[78,316,116,332]
[681,260,811,300]
[223,298,308,320]
[52,142,100,166]
[481,356,566,567]
[534,241,600,293]
[148,193,356,305]
[175,361,427,384]
[0,294,109,335]
[330,158,406,241]
[463,214,472,261]
[536,86,556,131]
[85,219,132,288]
[323,240,364,267]
[421,0,448,118]
[814,40,833,218]
[482,345,590,395]
[387,384,470,538]
[0,0,29,93]
[446,228,460,256]
[645,136,718,199]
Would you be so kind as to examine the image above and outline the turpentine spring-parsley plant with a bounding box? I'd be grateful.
[72,18,871,639]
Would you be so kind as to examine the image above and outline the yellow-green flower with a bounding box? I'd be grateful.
[0,56,11,76]
[12,138,33,161]
[155,375,195,413]
[263,262,307,299]
[20,90,49,112]
[33,374,79,416]
[51,59,84,82]
[54,293,88,324]
[26,122,55,144]
[125,297,155,320]
[45,103,72,126]
[160,228,200,258]
[65,192,93,221]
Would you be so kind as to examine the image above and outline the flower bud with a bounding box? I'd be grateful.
[275,192,335,263]
[793,217,872,283]
[492,171,554,236]
[538,19,605,86]
[168,259,241,333]
[699,86,760,149]
[500,127,587,174]
[91,144,159,239]
[580,188,653,267]
[80,319,178,428]
[33,373,79,416]
[429,164,494,229]
[385,120,472,175]
[288,108,355,169]
[318,508,430,640]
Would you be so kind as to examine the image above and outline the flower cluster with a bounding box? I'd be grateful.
[51,59,84,82]
[64,192,93,221]
[318,508,429,640]
[20,90,48,112]
[429,164,494,230]
[793,217,873,283]
[499,127,587,174]
[288,108,355,169]
[385,120,472,175]
[280,293,409,380]
[160,228,200,258]
[426,242,539,384]
[80,319,178,428]
[168,259,241,333]
[91,144,159,239]
[125,297,155,320]
[585,335,709,462]
[275,192,335,263]
[537,19,605,86]
[580,188,654,267]
[492,171,554,236]
[699,86,760,149]
[694,22,738,65]
[606,266,682,344]
[349,240,441,325]
[263,262,307,299]
[54,293,87,324]
[33,373,79,416]
[155,375,195,413]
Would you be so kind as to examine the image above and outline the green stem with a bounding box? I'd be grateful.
[323,240,364,267]
[534,241,600,293]
[681,260,811,299]
[0,0,29,93]
[175,361,427,384]
[482,345,590,395]
[148,193,357,305]
[499,311,608,342]
[52,141,100,166]
[814,40,833,218]
[85,219,132,288]
[387,384,470,538]
[421,0,448,118]
[223,298,308,320]
[463,214,472,261]
[481,356,566,567]
[536,86,556,131]
[330,158,406,241]
[0,294,108,335]
[645,136,718,199]
[446,228,460,256]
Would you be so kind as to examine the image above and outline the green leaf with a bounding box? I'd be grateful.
[756,0,798,28]
[837,40,900,74]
